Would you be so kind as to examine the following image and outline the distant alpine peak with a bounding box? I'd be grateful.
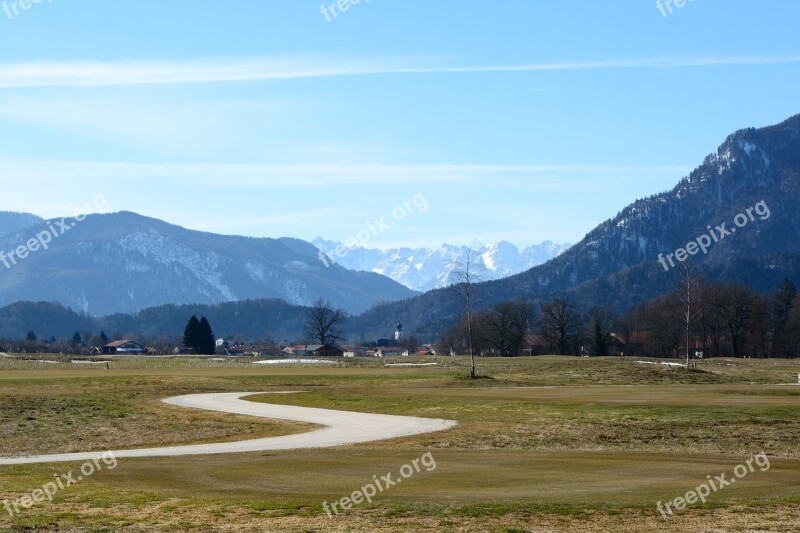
[311,238,571,291]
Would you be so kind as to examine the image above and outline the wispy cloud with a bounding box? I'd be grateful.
[1,55,798,89]
[0,161,693,188]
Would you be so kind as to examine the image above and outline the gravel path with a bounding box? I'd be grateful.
[0,392,457,465]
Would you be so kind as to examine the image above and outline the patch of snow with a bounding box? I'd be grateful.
[252,359,339,365]
[739,140,757,156]
[634,360,686,368]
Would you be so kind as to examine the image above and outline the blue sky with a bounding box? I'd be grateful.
[0,0,797,248]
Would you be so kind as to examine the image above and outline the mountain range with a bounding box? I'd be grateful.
[0,212,416,316]
[311,238,571,291]
[1,113,798,342]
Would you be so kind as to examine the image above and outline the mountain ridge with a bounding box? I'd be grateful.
[311,238,571,291]
[0,211,416,316]
[345,113,800,338]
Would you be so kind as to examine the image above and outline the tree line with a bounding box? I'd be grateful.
[433,277,800,359]
[622,277,799,359]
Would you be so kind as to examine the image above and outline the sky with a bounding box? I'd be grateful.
[0,0,798,249]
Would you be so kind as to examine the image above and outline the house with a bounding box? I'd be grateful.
[341,344,358,357]
[416,345,436,356]
[102,340,145,355]
[283,344,310,356]
[374,347,402,357]
[608,333,627,356]
[305,344,344,357]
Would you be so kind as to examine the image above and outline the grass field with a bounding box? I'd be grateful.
[1,355,800,532]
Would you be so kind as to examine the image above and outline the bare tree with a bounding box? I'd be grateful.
[435,325,460,357]
[636,293,683,358]
[478,300,533,356]
[786,294,800,358]
[303,298,346,345]
[449,241,485,378]
[678,261,697,368]
[538,297,583,355]
[694,278,724,358]
[586,305,617,356]
[403,334,419,356]
[708,283,755,358]
[747,294,773,358]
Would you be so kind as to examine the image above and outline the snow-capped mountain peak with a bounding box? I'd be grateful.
[311,238,571,291]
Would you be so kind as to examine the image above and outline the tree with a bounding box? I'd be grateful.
[773,279,796,357]
[25,331,37,342]
[678,261,697,368]
[627,294,682,357]
[538,297,582,355]
[183,315,216,355]
[435,325,461,357]
[786,294,800,357]
[694,278,723,358]
[449,241,485,377]
[403,334,419,356]
[748,294,773,359]
[71,332,82,346]
[708,283,755,358]
[478,300,532,356]
[197,317,216,355]
[587,305,616,356]
[99,331,109,344]
[303,299,346,345]
[183,315,201,352]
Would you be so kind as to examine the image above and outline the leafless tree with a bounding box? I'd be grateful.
[449,241,485,378]
[708,283,755,358]
[434,326,460,357]
[538,297,583,355]
[303,298,346,345]
[586,305,617,356]
[747,294,773,358]
[629,293,682,358]
[478,300,533,356]
[403,334,419,356]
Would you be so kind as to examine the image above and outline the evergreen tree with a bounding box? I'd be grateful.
[183,315,201,353]
[100,331,108,344]
[183,315,216,354]
[71,332,82,346]
[774,279,796,357]
[591,321,608,356]
[25,331,37,342]
[198,317,216,355]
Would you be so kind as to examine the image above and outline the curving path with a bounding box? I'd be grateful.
[0,392,458,465]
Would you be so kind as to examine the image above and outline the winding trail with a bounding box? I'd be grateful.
[0,392,457,466]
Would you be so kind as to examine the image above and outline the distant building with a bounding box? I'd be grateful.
[374,347,402,357]
[305,344,344,357]
[416,344,436,356]
[102,340,145,355]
